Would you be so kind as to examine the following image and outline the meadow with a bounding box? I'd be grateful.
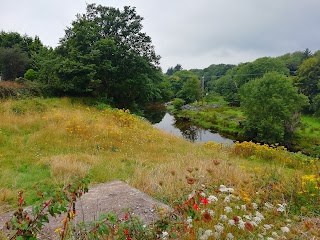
[0,98,319,239]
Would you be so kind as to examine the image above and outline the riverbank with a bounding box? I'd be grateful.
[173,103,320,157]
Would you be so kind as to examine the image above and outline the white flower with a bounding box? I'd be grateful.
[255,211,265,220]
[214,223,224,233]
[226,233,234,239]
[228,219,235,226]
[257,234,264,239]
[235,205,240,210]
[224,195,231,202]
[187,216,193,223]
[220,215,228,221]
[224,206,232,213]
[252,202,258,209]
[204,230,213,236]
[241,205,246,211]
[263,224,273,230]
[264,202,273,209]
[277,203,287,212]
[253,216,262,225]
[200,192,206,197]
[208,195,218,203]
[250,220,258,227]
[267,238,275,240]
[162,231,169,238]
[219,185,234,193]
[272,231,279,237]
[243,214,252,220]
[280,226,290,233]
[208,209,214,216]
[238,220,245,230]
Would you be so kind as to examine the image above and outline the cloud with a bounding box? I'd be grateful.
[1,0,320,70]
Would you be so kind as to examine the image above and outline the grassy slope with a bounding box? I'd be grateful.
[0,99,319,227]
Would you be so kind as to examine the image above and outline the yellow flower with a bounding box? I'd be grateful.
[54,228,62,233]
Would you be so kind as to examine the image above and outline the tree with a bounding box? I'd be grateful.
[177,76,201,104]
[240,72,308,144]
[295,57,320,100]
[0,46,29,80]
[55,4,164,108]
[166,64,182,75]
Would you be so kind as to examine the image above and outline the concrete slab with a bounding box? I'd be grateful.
[0,180,172,239]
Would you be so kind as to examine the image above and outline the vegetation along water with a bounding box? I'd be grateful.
[0,2,319,239]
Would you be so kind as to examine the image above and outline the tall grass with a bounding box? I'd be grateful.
[0,98,318,221]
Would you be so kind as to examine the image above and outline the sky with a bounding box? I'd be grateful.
[1,0,320,71]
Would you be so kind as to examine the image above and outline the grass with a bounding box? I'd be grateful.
[0,97,319,238]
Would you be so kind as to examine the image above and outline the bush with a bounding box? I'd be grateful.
[172,98,185,111]
[24,69,37,81]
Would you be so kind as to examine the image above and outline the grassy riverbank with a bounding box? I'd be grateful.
[176,101,320,156]
[0,98,319,238]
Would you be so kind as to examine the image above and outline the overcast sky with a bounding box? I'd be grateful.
[1,0,319,71]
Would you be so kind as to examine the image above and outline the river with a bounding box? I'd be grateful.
[153,113,234,145]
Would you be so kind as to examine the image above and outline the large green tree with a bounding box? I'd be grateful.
[0,46,29,80]
[56,4,163,108]
[240,72,308,144]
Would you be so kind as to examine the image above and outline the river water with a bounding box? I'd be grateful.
[153,113,234,145]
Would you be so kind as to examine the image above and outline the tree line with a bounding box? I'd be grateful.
[0,4,171,111]
[164,49,320,146]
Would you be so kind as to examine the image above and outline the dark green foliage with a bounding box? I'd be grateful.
[240,72,308,144]
[55,4,164,108]
[311,94,320,116]
[177,77,201,103]
[0,47,30,80]
[276,51,305,75]
[166,64,182,75]
[212,57,289,105]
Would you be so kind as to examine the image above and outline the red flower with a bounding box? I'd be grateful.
[124,214,129,220]
[245,222,254,232]
[193,203,199,211]
[19,197,24,204]
[200,197,209,205]
[124,229,129,235]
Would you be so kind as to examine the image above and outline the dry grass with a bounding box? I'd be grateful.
[0,98,318,218]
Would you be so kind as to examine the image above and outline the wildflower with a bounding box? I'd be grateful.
[252,202,258,209]
[54,228,62,233]
[264,202,273,209]
[208,209,214,216]
[224,206,232,213]
[267,238,275,240]
[220,215,228,221]
[200,192,206,197]
[162,231,169,238]
[245,222,254,232]
[200,196,209,205]
[257,234,264,239]
[235,205,240,209]
[243,214,252,220]
[214,223,224,233]
[277,203,287,212]
[263,224,273,230]
[253,216,262,225]
[208,195,218,203]
[226,233,234,239]
[224,195,231,203]
[187,216,193,223]
[255,211,264,220]
[241,205,246,211]
[280,226,290,233]
[124,214,129,220]
[250,220,258,227]
[201,210,212,223]
[219,185,234,193]
[193,203,200,211]
[238,220,245,230]
[272,231,279,237]
[228,219,236,226]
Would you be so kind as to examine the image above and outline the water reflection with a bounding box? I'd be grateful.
[143,104,166,124]
[154,113,234,144]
